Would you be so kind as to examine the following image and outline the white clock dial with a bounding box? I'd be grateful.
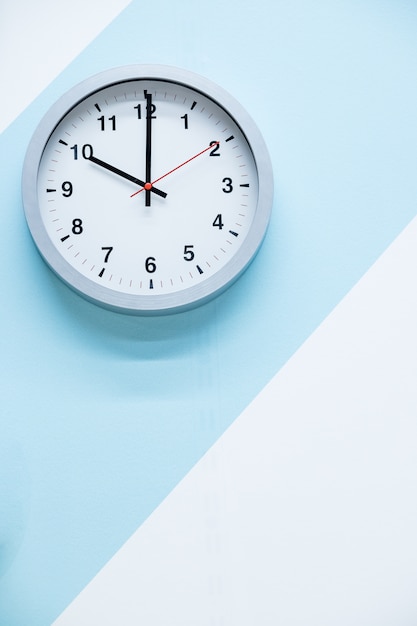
[22,66,273,314]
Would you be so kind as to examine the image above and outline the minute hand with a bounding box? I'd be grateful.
[88,155,167,198]
[144,90,153,207]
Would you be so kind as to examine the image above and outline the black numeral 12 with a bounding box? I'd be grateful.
[134,103,157,119]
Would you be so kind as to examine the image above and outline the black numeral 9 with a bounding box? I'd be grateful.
[62,181,73,197]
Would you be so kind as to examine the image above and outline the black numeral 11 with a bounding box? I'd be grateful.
[97,115,116,131]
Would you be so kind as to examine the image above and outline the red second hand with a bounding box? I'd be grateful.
[130,141,219,198]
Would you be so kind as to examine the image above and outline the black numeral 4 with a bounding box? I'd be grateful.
[213,214,224,229]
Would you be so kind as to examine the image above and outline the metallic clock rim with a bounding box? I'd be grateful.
[22,64,274,315]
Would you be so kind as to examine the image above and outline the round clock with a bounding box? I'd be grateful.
[22,65,273,315]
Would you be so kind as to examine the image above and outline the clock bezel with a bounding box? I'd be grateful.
[22,65,273,315]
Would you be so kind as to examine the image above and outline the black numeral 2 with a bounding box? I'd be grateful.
[209,141,220,156]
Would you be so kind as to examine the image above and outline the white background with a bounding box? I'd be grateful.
[1,1,417,624]
[0,0,131,133]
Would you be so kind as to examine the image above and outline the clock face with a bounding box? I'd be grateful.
[22,66,273,314]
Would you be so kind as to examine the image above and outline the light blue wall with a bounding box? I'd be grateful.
[1,1,417,624]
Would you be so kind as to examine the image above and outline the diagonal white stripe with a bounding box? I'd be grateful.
[0,0,131,134]
[53,214,417,624]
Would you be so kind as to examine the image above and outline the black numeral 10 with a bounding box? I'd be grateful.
[70,144,93,160]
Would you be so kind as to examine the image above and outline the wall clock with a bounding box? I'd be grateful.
[22,65,273,315]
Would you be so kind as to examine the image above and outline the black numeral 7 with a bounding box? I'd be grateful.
[101,246,113,262]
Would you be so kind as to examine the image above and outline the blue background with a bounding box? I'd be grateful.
[1,1,417,624]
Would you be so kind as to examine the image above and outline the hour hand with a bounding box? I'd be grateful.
[88,155,167,198]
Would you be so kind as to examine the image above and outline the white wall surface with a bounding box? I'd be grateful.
[1,1,417,625]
